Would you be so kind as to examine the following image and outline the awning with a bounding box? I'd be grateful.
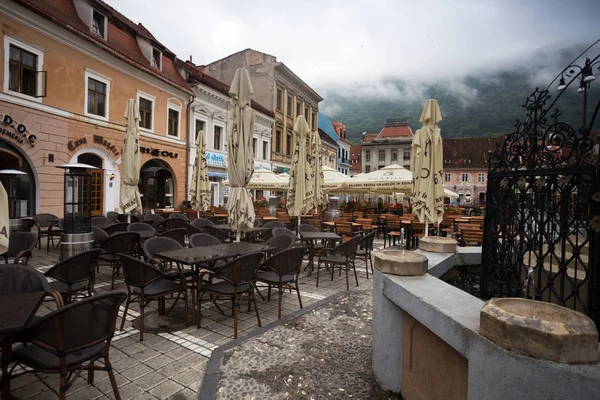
[209,171,227,179]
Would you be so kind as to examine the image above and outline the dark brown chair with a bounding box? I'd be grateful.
[32,213,61,251]
[7,292,126,400]
[91,216,114,229]
[119,254,189,341]
[263,234,295,255]
[191,218,214,229]
[44,249,100,304]
[92,227,109,249]
[204,224,233,243]
[117,214,140,223]
[2,232,37,264]
[162,218,187,231]
[0,265,63,307]
[106,211,119,222]
[99,232,140,290]
[103,222,129,236]
[143,214,165,229]
[256,247,306,318]
[197,252,264,338]
[356,231,377,278]
[159,228,186,246]
[189,233,222,248]
[317,235,361,290]
[19,218,36,232]
[167,213,189,221]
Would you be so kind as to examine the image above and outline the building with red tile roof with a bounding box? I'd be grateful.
[360,119,413,173]
[350,145,362,176]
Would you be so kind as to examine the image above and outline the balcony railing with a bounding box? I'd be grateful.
[338,157,351,165]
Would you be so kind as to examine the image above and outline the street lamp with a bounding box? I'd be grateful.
[556,57,600,128]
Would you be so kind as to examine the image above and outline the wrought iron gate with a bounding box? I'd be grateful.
[481,76,600,326]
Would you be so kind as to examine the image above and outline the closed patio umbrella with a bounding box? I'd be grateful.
[287,116,314,229]
[120,99,142,217]
[226,68,256,241]
[0,182,8,254]
[411,99,444,236]
[190,130,210,216]
[311,129,325,212]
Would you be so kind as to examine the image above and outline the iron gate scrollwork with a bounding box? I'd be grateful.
[481,63,600,328]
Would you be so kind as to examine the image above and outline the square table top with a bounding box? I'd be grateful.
[0,291,45,335]
[299,232,341,241]
[212,242,275,256]
[157,247,234,265]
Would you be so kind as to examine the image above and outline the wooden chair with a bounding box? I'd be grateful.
[352,211,364,221]
[333,216,349,223]
[410,222,426,249]
[277,212,292,228]
[460,227,484,246]
[308,218,323,231]
[335,222,359,241]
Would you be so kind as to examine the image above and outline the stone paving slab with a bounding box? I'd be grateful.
[2,237,383,399]
[202,291,374,399]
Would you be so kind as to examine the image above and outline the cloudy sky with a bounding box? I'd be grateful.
[107,0,599,98]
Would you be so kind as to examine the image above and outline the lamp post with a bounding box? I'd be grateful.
[557,57,600,129]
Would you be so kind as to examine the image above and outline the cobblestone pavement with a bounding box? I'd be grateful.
[4,237,384,399]
[213,291,374,399]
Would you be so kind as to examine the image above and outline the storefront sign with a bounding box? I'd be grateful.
[67,135,120,156]
[205,152,225,166]
[0,115,36,147]
[140,147,178,159]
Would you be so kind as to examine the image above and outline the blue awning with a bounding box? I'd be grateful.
[208,171,227,179]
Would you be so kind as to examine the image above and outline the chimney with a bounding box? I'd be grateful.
[189,55,193,63]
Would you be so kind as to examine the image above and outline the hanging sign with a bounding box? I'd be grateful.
[0,115,36,147]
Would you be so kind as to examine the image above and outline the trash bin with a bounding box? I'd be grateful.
[268,196,278,217]
[60,232,94,261]
[326,197,340,221]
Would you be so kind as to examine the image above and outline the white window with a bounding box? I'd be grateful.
[213,125,224,150]
[91,9,107,40]
[195,119,207,143]
[478,173,486,183]
[3,36,44,101]
[137,91,155,132]
[166,103,181,138]
[262,141,269,160]
[84,70,110,120]
[462,173,470,182]
[151,48,162,70]
[444,173,451,182]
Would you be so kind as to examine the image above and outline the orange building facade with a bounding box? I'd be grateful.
[0,0,192,217]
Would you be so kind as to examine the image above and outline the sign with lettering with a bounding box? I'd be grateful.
[67,135,120,156]
[140,147,178,159]
[205,152,226,166]
[0,115,36,147]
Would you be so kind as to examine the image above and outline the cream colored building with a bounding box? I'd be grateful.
[361,119,413,173]
[204,49,323,173]
[319,129,338,169]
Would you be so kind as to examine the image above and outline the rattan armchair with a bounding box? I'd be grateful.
[317,235,361,290]
[2,232,36,264]
[44,249,101,304]
[99,232,140,290]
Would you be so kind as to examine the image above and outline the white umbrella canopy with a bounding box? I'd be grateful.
[411,99,444,235]
[310,129,325,211]
[0,181,8,255]
[323,166,351,191]
[226,68,256,240]
[344,164,412,194]
[190,130,211,213]
[287,116,314,222]
[444,188,459,199]
[224,168,288,190]
[120,99,142,215]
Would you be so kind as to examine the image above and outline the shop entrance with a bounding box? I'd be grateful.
[0,140,36,217]
[77,153,103,216]
[139,159,175,210]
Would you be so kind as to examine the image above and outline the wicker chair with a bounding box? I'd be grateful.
[204,224,233,243]
[159,228,186,246]
[99,232,140,290]
[298,224,318,234]
[44,249,100,304]
[197,252,264,338]
[119,254,189,341]
[143,214,165,228]
[19,218,36,232]
[263,221,284,229]
[167,213,189,221]
[32,213,61,251]
[127,222,156,239]
[191,218,214,229]
[0,265,63,308]
[117,214,140,223]
[103,222,129,236]
[272,227,301,246]
[263,234,295,255]
[106,211,119,223]
[189,233,222,248]
[162,218,187,231]
[7,292,126,399]
[91,216,114,229]
[256,247,306,319]
[2,232,36,264]
[356,231,377,279]
[317,235,361,290]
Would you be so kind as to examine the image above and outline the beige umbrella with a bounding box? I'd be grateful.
[287,115,314,229]
[120,99,142,217]
[310,129,325,212]
[190,130,211,215]
[323,166,351,192]
[0,181,8,255]
[227,68,256,241]
[411,99,444,236]
[444,188,459,199]
[224,169,287,190]
[344,164,412,193]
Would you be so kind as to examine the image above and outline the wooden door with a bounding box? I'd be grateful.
[89,169,103,216]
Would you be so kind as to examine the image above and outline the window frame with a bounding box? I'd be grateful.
[286,132,292,155]
[478,173,486,183]
[462,173,470,182]
[3,36,44,103]
[212,123,224,150]
[252,138,257,157]
[151,48,162,70]
[444,173,451,182]
[84,70,110,121]
[262,140,269,160]
[312,112,316,129]
[276,88,283,111]
[136,90,155,133]
[194,118,207,144]
[365,166,371,173]
[166,103,182,138]
[391,149,398,161]
[365,150,371,161]
[296,101,302,118]
[90,9,108,40]
[287,95,293,117]
[275,129,282,153]
[378,150,385,161]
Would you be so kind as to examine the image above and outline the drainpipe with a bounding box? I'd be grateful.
[186,93,196,203]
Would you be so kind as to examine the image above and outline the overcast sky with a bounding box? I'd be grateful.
[107,0,599,100]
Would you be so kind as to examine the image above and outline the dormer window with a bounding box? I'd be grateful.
[91,10,107,39]
[151,48,162,70]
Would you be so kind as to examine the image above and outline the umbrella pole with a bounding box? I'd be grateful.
[127,214,131,224]
[236,232,241,242]
[425,218,429,237]
[197,211,200,219]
